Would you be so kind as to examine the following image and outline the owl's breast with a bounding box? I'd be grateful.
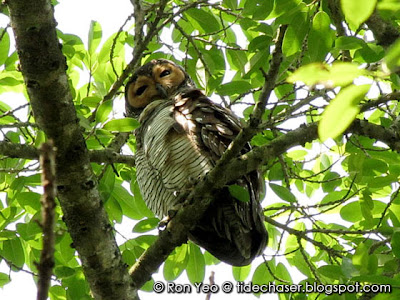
[135,102,212,217]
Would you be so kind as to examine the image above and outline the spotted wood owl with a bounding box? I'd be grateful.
[125,59,268,266]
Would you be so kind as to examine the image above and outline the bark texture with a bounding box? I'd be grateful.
[7,1,136,299]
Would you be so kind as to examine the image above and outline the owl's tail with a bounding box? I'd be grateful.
[188,188,268,266]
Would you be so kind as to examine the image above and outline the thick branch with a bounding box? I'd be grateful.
[0,141,136,166]
[129,123,319,288]
[366,10,400,48]
[7,1,136,299]
[349,119,400,152]
[0,141,39,159]
[89,149,136,166]
[129,117,400,287]
[37,141,56,300]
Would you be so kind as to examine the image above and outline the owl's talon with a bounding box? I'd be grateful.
[158,208,179,230]
[158,216,170,230]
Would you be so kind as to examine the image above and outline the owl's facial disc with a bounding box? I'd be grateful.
[126,76,159,108]
[152,62,186,96]
[125,60,188,110]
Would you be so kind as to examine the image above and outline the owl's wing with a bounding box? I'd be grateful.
[135,90,267,265]
[172,89,267,263]
[173,89,243,161]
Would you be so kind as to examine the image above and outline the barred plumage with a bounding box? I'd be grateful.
[125,59,268,266]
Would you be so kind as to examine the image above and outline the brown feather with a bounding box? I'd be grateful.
[126,59,268,266]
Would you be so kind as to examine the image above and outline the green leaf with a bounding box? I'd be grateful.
[132,218,159,233]
[65,277,90,299]
[269,0,302,19]
[248,35,271,52]
[286,150,307,160]
[227,48,248,73]
[0,29,10,66]
[113,184,144,220]
[98,166,115,202]
[269,183,296,203]
[352,242,373,274]
[391,231,400,258]
[340,201,362,222]
[130,181,154,219]
[103,118,140,132]
[318,265,344,279]
[0,238,25,268]
[282,13,308,57]
[88,21,102,55]
[223,0,237,9]
[54,266,76,278]
[185,9,221,33]
[228,184,250,203]
[308,11,333,62]
[217,81,252,95]
[321,172,341,193]
[164,244,188,281]
[95,100,113,123]
[243,0,274,20]
[232,264,251,281]
[252,261,273,288]
[335,36,365,50]
[49,285,67,300]
[82,96,102,107]
[186,243,205,284]
[318,84,370,141]
[105,196,123,223]
[288,62,366,87]
[0,272,10,287]
[341,0,377,29]
[0,76,21,87]
[98,32,126,63]
[384,39,400,73]
[16,192,41,212]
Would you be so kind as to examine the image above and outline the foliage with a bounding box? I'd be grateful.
[1,0,400,299]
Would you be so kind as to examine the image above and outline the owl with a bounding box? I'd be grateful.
[125,59,268,266]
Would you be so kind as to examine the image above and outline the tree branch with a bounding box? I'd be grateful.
[36,141,56,300]
[7,1,137,299]
[0,141,39,159]
[349,119,400,152]
[366,10,400,48]
[129,116,400,287]
[129,123,319,288]
[217,24,288,165]
[89,149,136,166]
[327,0,351,61]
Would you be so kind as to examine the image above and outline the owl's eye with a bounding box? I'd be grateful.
[136,85,148,96]
[160,69,171,78]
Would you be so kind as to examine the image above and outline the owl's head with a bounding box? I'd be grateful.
[125,59,195,117]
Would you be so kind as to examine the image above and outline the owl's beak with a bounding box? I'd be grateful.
[156,83,168,98]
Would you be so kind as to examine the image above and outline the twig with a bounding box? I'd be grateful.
[360,92,400,113]
[110,13,134,79]
[298,237,322,284]
[36,141,57,300]
[327,0,351,61]
[172,20,211,76]
[217,24,288,165]
[205,271,215,300]
[87,0,170,123]
[264,216,344,258]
